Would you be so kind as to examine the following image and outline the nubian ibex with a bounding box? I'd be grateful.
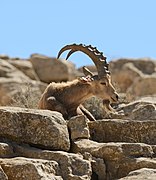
[38,44,119,121]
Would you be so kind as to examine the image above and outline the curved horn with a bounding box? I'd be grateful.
[57,43,110,77]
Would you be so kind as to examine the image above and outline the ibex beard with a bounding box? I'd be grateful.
[38,44,119,121]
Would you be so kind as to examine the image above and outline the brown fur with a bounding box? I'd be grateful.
[38,74,118,121]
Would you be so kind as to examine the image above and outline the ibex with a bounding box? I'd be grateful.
[38,44,119,121]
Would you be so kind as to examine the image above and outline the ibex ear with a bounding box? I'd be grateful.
[79,76,93,84]
[83,66,94,77]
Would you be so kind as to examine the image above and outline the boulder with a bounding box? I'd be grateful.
[0,166,8,180]
[109,58,156,75]
[0,157,62,180]
[111,63,143,92]
[30,54,77,83]
[8,59,39,80]
[0,54,10,60]
[0,107,70,151]
[68,115,90,140]
[14,144,92,180]
[88,119,156,144]
[0,78,45,107]
[129,104,156,120]
[0,59,46,107]
[72,139,156,179]
[117,99,156,120]
[0,59,30,80]
[127,75,156,100]
[119,168,156,180]
[91,157,106,180]
[72,139,153,161]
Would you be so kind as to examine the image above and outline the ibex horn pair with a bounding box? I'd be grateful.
[57,43,110,78]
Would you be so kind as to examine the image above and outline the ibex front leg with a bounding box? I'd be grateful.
[77,104,96,121]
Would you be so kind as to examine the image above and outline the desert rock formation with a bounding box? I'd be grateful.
[0,54,156,179]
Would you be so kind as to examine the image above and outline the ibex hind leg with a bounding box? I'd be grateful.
[77,104,96,121]
[47,97,68,118]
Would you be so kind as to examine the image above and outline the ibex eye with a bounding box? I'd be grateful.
[100,82,106,85]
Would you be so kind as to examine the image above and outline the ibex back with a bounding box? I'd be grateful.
[38,44,119,121]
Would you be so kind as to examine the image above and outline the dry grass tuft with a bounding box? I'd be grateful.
[10,83,41,109]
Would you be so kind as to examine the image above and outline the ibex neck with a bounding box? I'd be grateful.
[61,79,93,105]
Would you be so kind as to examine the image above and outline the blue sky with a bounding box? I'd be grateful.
[0,0,156,67]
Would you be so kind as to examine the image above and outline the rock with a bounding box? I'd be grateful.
[127,76,156,100]
[0,54,10,60]
[135,96,156,105]
[72,139,153,161]
[130,104,156,120]
[152,145,156,157]
[0,59,46,107]
[91,157,106,180]
[88,119,156,144]
[8,59,39,80]
[14,144,92,180]
[118,99,155,115]
[0,166,8,180]
[0,143,14,158]
[0,157,62,180]
[0,78,44,107]
[0,107,70,151]
[117,100,156,120]
[0,59,30,80]
[110,58,156,75]
[68,115,90,140]
[109,58,156,93]
[108,157,156,178]
[119,168,156,179]
[111,63,143,92]
[72,139,156,179]
[30,54,77,83]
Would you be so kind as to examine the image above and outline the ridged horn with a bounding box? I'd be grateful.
[57,43,110,77]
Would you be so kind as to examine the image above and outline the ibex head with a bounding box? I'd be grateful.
[57,43,119,104]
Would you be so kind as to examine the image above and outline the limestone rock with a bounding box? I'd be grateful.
[111,62,143,92]
[88,119,156,144]
[0,107,70,151]
[0,59,46,107]
[72,139,156,179]
[113,157,156,179]
[0,157,62,180]
[0,59,30,80]
[129,104,156,120]
[68,115,90,140]
[0,78,45,107]
[8,59,39,80]
[0,143,14,158]
[117,99,156,120]
[14,144,92,180]
[0,166,8,180]
[119,168,156,180]
[127,76,156,100]
[0,54,10,60]
[72,139,153,161]
[110,58,156,75]
[91,157,106,180]
[30,54,77,83]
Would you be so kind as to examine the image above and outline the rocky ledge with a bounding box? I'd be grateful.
[0,103,155,180]
[0,55,155,179]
